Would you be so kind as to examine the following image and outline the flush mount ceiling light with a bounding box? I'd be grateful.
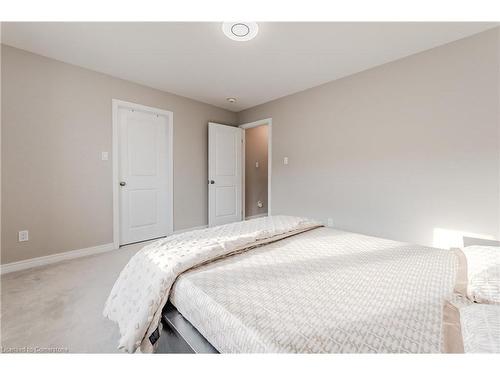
[222,22,258,41]
[226,97,237,103]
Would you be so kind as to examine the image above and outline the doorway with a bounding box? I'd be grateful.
[112,99,173,247]
[240,119,272,220]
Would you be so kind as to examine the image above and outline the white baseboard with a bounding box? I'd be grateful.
[245,213,268,220]
[1,224,214,275]
[1,242,115,275]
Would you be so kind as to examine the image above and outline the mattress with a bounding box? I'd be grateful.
[169,227,457,353]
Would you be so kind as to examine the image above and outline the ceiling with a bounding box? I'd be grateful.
[1,22,497,111]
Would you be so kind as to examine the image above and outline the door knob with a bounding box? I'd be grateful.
[119,181,126,186]
[209,180,215,185]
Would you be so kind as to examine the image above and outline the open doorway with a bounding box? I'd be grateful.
[240,119,272,220]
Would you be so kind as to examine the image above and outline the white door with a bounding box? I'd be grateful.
[208,123,243,227]
[118,106,173,245]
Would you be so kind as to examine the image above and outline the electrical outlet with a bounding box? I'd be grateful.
[18,230,29,242]
[327,218,334,227]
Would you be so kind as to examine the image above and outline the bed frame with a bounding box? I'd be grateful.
[463,236,500,247]
[157,301,218,353]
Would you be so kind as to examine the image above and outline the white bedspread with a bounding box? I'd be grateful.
[170,227,458,353]
[103,215,320,353]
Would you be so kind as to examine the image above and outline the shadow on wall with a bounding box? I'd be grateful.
[433,227,496,249]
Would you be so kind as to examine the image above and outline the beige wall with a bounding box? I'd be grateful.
[245,125,268,217]
[1,45,237,264]
[2,27,499,265]
[238,29,500,247]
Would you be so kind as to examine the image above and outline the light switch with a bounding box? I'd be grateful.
[255,161,259,168]
[101,152,109,161]
[18,230,29,242]
[283,157,289,165]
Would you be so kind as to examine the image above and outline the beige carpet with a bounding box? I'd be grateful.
[1,242,148,353]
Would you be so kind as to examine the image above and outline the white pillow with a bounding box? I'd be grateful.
[454,245,500,304]
[442,298,500,353]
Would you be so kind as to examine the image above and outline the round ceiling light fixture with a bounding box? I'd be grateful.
[226,97,237,103]
[222,22,258,41]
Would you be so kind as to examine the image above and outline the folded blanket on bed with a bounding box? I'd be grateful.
[103,215,322,353]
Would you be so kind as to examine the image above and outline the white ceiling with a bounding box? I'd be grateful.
[1,22,497,111]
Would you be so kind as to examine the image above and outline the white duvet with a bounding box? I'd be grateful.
[103,215,321,353]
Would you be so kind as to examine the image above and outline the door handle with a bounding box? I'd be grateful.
[209,180,215,185]
[119,181,126,187]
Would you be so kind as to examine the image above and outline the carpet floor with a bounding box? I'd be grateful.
[1,242,148,353]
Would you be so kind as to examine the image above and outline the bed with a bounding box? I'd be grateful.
[165,226,456,353]
[105,216,466,353]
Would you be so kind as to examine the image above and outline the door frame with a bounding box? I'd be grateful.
[239,118,272,219]
[112,99,174,249]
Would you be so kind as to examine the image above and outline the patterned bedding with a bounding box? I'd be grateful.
[104,215,321,352]
[170,227,458,353]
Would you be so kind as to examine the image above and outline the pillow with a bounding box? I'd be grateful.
[454,245,500,304]
[442,297,500,353]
